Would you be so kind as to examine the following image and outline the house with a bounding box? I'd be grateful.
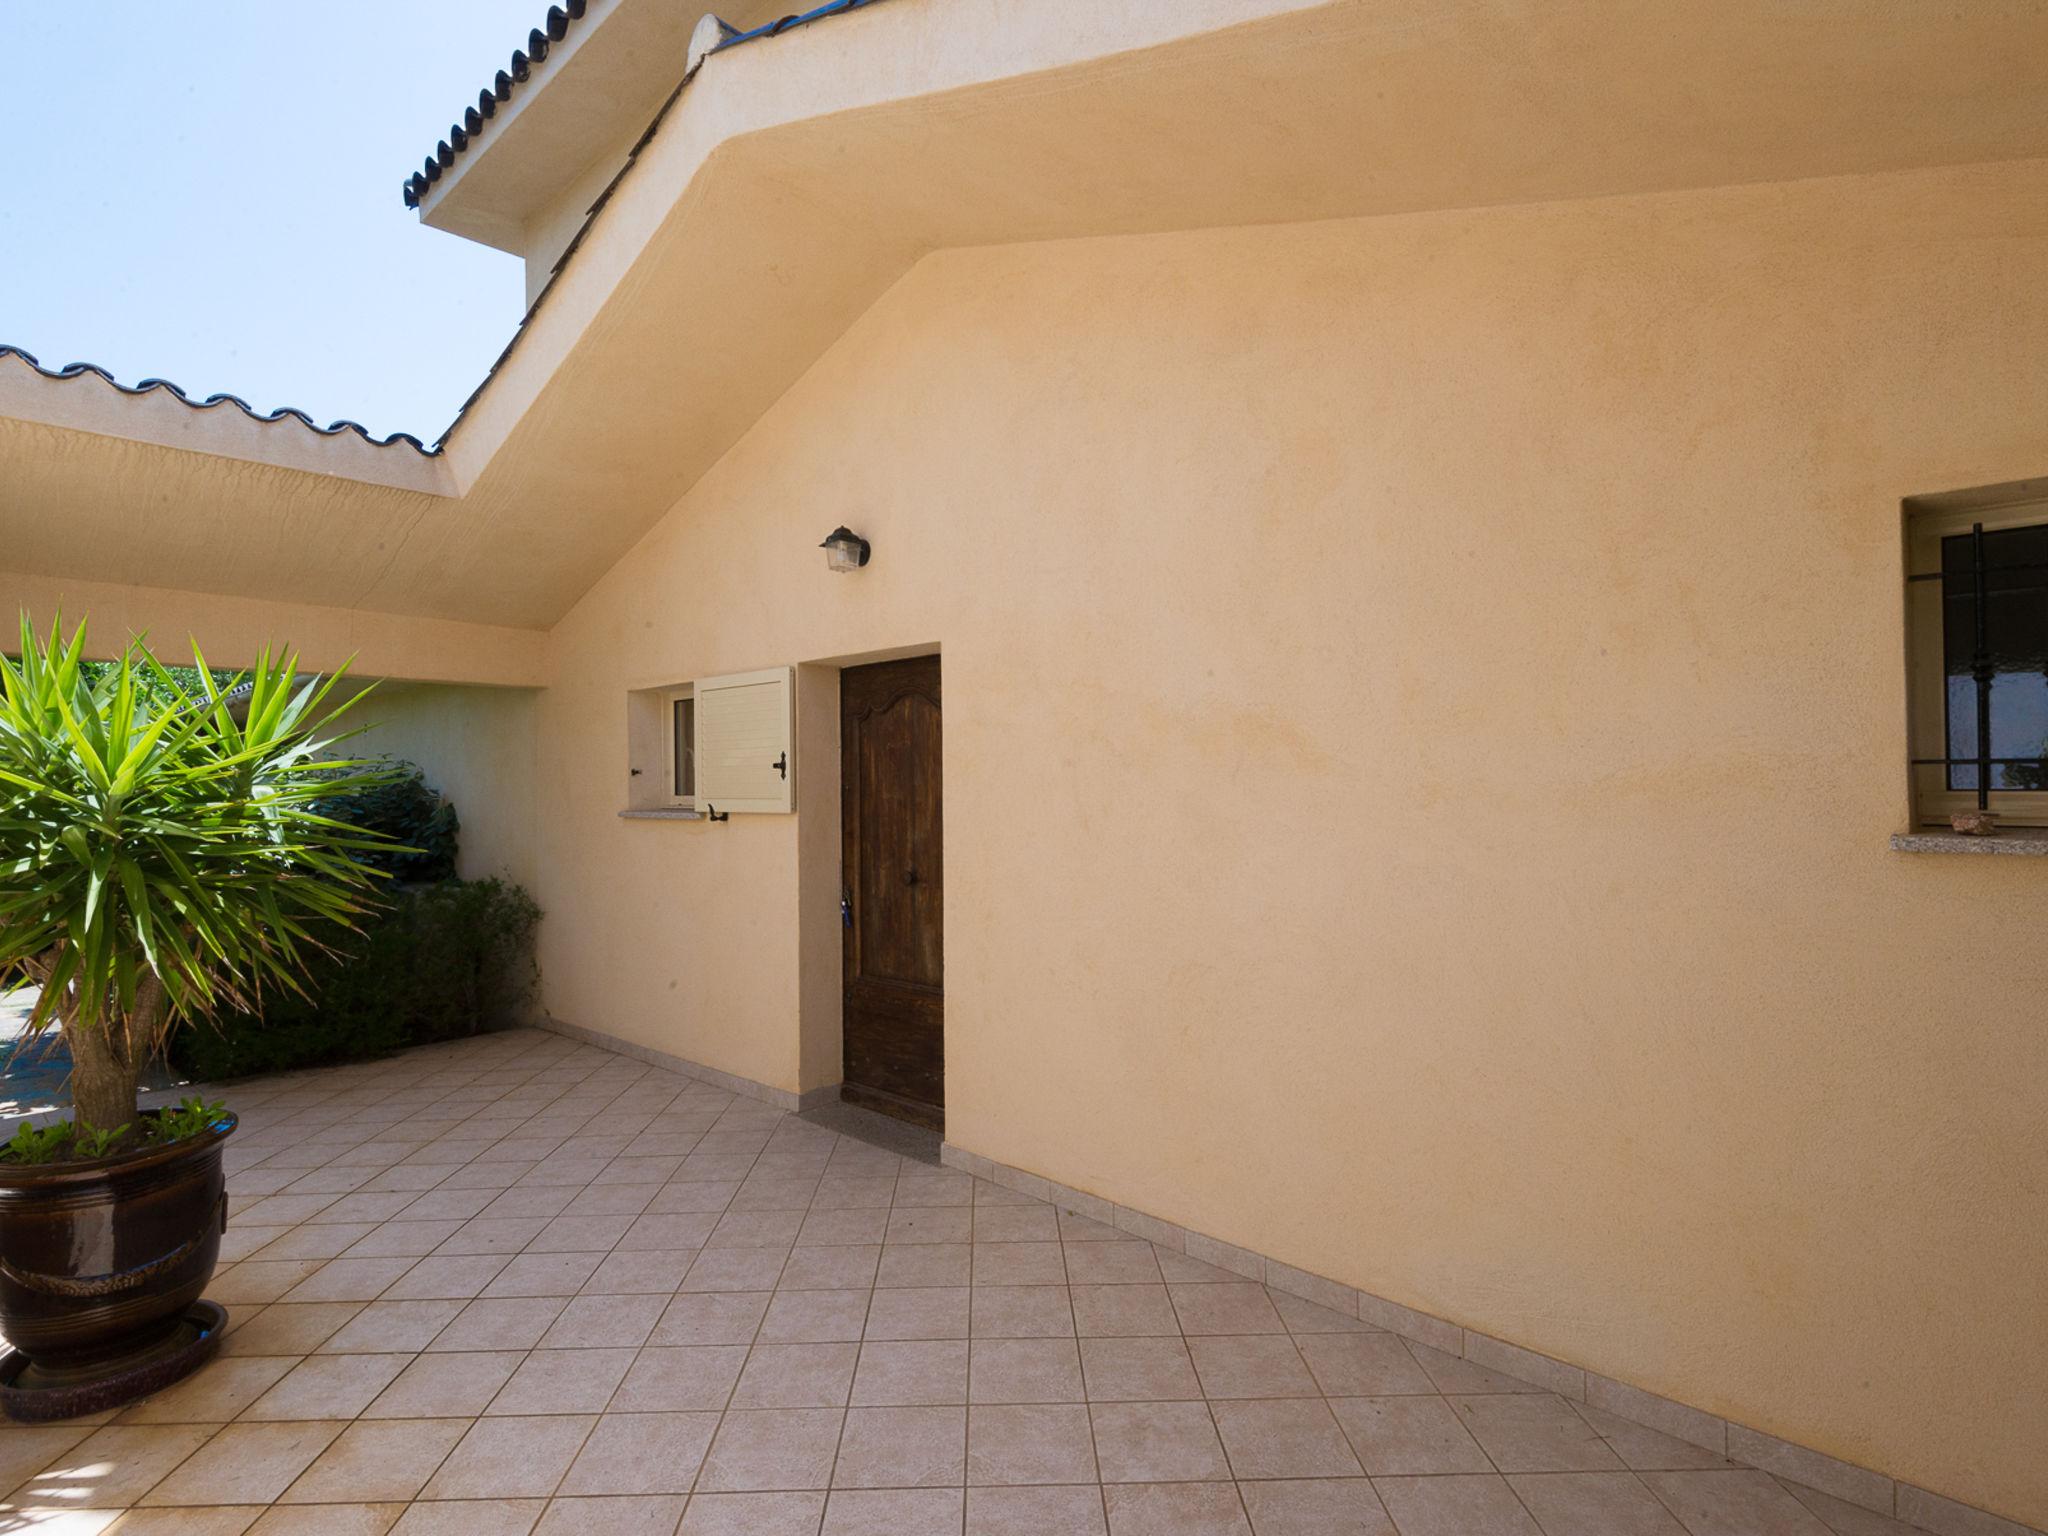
[2,1,2045,1530]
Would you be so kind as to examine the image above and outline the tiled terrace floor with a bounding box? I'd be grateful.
[0,1028,1915,1536]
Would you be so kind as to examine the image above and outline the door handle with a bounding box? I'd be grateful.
[771,751,788,780]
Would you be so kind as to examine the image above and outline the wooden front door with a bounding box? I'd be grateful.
[840,655,944,1128]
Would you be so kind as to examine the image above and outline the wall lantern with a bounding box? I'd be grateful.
[820,526,871,573]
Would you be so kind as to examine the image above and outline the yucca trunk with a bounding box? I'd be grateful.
[59,973,163,1134]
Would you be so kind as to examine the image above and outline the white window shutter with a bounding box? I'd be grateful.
[695,667,794,814]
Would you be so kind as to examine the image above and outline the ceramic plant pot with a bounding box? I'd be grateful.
[0,1109,235,1420]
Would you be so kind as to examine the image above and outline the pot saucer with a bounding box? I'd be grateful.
[0,1299,227,1422]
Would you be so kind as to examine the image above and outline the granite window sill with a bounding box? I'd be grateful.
[619,807,702,821]
[1890,828,2048,856]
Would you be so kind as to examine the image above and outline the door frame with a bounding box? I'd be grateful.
[792,645,943,1112]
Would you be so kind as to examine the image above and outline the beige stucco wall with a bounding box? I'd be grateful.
[526,159,2048,1525]
[356,683,542,894]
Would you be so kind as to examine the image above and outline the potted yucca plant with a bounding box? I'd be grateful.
[0,616,396,1419]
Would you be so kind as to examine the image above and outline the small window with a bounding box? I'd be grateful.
[1907,494,2048,826]
[672,692,696,801]
[661,685,695,808]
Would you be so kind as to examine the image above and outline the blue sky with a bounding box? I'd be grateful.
[1,3,540,443]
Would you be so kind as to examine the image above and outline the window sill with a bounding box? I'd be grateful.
[1890,827,2048,856]
[619,807,701,821]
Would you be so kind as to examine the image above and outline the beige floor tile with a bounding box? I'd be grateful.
[1404,1341,1543,1394]
[388,1500,546,1535]
[319,1299,466,1354]
[609,1345,749,1411]
[968,1403,1098,1485]
[240,1353,410,1421]
[249,1504,407,1536]
[280,1257,419,1303]
[1637,1470,1833,1536]
[679,1490,827,1534]
[343,1220,468,1259]
[362,1351,526,1418]
[1329,1394,1492,1476]
[593,1157,686,1185]
[779,1246,881,1291]
[484,1253,608,1298]
[1237,1477,1395,1536]
[1777,1477,1922,1536]
[1071,1284,1179,1339]
[437,1217,550,1255]
[139,1419,347,1505]
[812,1176,898,1211]
[1079,1337,1202,1401]
[758,1289,870,1344]
[1063,1244,1163,1286]
[968,1484,1109,1536]
[426,1297,568,1352]
[619,1213,722,1253]
[970,1337,1085,1404]
[104,1509,261,1536]
[894,1174,973,1207]
[422,1415,596,1500]
[709,1209,805,1248]
[650,1291,770,1346]
[821,1487,963,1536]
[0,1425,91,1501]
[383,1254,514,1301]
[1188,1334,1317,1398]
[560,1184,659,1217]
[851,1339,969,1406]
[695,1407,844,1492]
[224,1302,364,1357]
[1213,1398,1362,1479]
[971,1244,1068,1287]
[7,1425,215,1508]
[1170,1283,1286,1336]
[247,1222,380,1262]
[1510,1472,1690,1536]
[647,1183,738,1214]
[486,1347,636,1414]
[397,1189,499,1222]
[280,1417,470,1503]
[534,1494,689,1535]
[1451,1394,1624,1474]
[580,1249,694,1295]
[831,1405,967,1488]
[972,1285,1076,1338]
[1572,1405,1734,1472]
[863,1287,969,1341]
[1268,1291,1374,1335]
[1101,1481,1252,1536]
[971,1205,1061,1244]
[680,1247,788,1292]
[207,1260,325,1304]
[557,1412,720,1495]
[1371,1474,1543,1536]
[877,1244,972,1288]
[1152,1248,1248,1285]
[1057,1213,1124,1243]
[538,1293,667,1349]
[1090,1400,1231,1482]
[120,1355,299,1423]
[887,1207,974,1245]
[1295,1334,1435,1396]
[731,1342,861,1408]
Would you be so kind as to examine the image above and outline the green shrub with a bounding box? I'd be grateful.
[170,878,540,1081]
[310,763,460,883]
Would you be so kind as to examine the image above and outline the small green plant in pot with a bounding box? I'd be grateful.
[0,615,397,1419]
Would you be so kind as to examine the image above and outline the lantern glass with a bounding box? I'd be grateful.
[825,538,863,572]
